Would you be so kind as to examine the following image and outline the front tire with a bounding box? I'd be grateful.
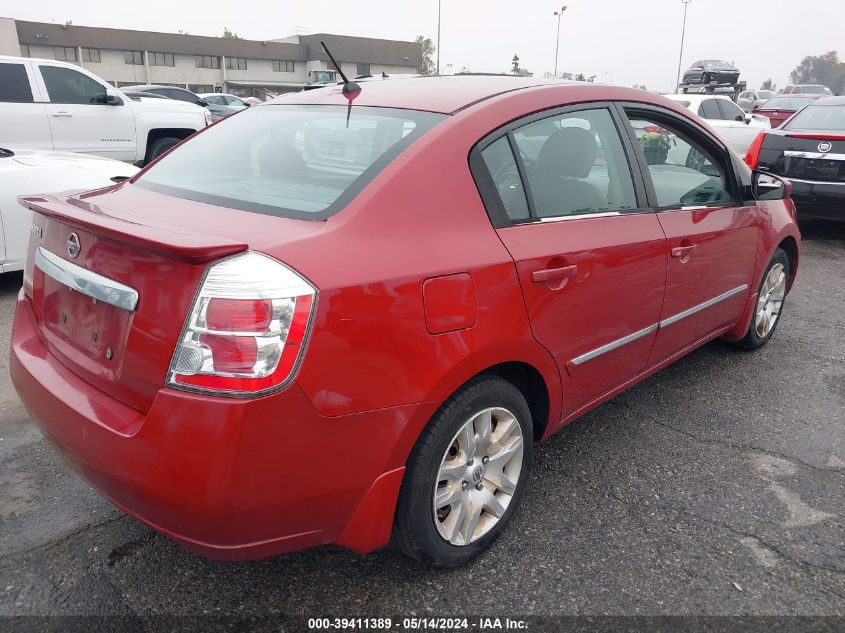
[392,375,533,567]
[737,248,790,349]
[146,136,181,163]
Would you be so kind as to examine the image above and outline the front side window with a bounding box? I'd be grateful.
[718,100,745,121]
[698,99,721,120]
[627,112,732,208]
[0,63,34,103]
[510,108,638,218]
[136,105,445,220]
[39,65,107,105]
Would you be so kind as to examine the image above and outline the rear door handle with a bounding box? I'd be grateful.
[531,265,578,283]
[671,244,698,258]
[51,112,73,118]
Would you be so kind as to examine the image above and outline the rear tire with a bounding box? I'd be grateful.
[146,137,181,163]
[736,248,790,350]
[392,375,533,568]
[702,71,711,85]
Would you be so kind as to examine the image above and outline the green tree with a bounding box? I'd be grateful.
[222,27,241,40]
[511,54,520,75]
[790,51,844,94]
[760,78,775,91]
[415,36,435,75]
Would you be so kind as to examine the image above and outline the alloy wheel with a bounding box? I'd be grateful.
[432,407,524,546]
[755,262,786,338]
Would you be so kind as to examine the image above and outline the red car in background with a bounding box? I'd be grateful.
[10,77,800,568]
[752,94,824,128]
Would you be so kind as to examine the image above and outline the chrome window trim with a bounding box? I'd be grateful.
[570,323,658,366]
[783,176,845,185]
[539,211,622,223]
[659,284,748,328]
[34,247,139,312]
[570,284,749,366]
[783,151,845,162]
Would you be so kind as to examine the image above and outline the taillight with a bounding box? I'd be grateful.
[745,132,766,169]
[167,251,316,396]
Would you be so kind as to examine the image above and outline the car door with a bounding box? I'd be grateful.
[0,60,52,150]
[472,104,667,418]
[716,99,760,153]
[619,105,758,365]
[34,62,136,161]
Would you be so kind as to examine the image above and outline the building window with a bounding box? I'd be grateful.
[195,55,220,69]
[356,63,371,76]
[81,48,101,63]
[20,45,30,57]
[225,57,248,71]
[188,84,214,94]
[273,60,295,73]
[54,46,77,62]
[124,51,144,65]
[151,52,175,67]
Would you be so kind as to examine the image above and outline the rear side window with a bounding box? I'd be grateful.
[784,105,845,130]
[136,105,445,220]
[0,63,33,103]
[39,66,107,104]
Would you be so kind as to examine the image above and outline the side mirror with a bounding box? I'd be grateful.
[744,113,752,124]
[105,88,122,105]
[752,170,791,201]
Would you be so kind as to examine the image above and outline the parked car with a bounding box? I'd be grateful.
[120,85,227,121]
[738,89,774,112]
[746,95,845,222]
[197,93,251,118]
[0,148,137,272]
[681,60,740,85]
[782,84,834,96]
[0,56,211,164]
[665,94,770,155]
[751,94,825,128]
[11,78,800,568]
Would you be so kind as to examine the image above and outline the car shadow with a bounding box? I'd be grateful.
[799,218,845,241]
[0,272,23,298]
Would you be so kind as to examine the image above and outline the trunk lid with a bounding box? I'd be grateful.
[758,132,845,183]
[21,184,324,412]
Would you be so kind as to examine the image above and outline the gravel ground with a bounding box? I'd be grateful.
[0,221,842,625]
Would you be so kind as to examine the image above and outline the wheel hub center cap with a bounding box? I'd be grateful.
[471,465,484,484]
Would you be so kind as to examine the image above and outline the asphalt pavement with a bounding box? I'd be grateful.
[0,221,842,625]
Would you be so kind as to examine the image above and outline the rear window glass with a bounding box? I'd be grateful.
[759,97,816,110]
[784,105,845,130]
[136,105,445,220]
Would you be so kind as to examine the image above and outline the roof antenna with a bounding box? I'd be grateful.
[321,40,360,127]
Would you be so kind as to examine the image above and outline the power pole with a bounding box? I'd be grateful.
[675,0,692,90]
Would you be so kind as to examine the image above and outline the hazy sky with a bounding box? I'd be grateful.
[2,0,842,91]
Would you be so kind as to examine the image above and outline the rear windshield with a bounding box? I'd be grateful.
[757,91,773,99]
[758,97,816,110]
[784,104,845,130]
[135,105,445,220]
[800,85,831,94]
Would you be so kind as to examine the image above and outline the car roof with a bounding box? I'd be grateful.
[665,93,735,105]
[811,96,845,106]
[123,84,194,92]
[265,75,594,114]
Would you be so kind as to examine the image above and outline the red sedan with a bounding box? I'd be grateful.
[11,77,800,568]
[752,94,824,128]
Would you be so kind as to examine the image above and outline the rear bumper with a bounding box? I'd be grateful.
[787,178,845,221]
[10,292,436,559]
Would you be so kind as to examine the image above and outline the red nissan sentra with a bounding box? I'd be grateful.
[10,77,800,568]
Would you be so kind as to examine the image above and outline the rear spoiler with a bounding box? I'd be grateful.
[20,194,248,264]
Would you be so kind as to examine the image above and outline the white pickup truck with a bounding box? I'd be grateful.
[0,55,211,165]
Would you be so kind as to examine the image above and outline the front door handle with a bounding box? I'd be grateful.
[51,112,73,118]
[671,244,698,259]
[531,265,578,283]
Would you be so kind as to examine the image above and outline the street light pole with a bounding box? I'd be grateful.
[675,0,692,91]
[436,0,442,75]
[554,5,567,78]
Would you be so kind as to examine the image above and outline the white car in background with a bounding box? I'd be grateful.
[0,148,138,272]
[0,55,211,165]
[665,94,770,155]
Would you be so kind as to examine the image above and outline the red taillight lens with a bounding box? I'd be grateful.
[643,125,664,134]
[206,298,273,331]
[745,132,766,169]
[167,252,316,396]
